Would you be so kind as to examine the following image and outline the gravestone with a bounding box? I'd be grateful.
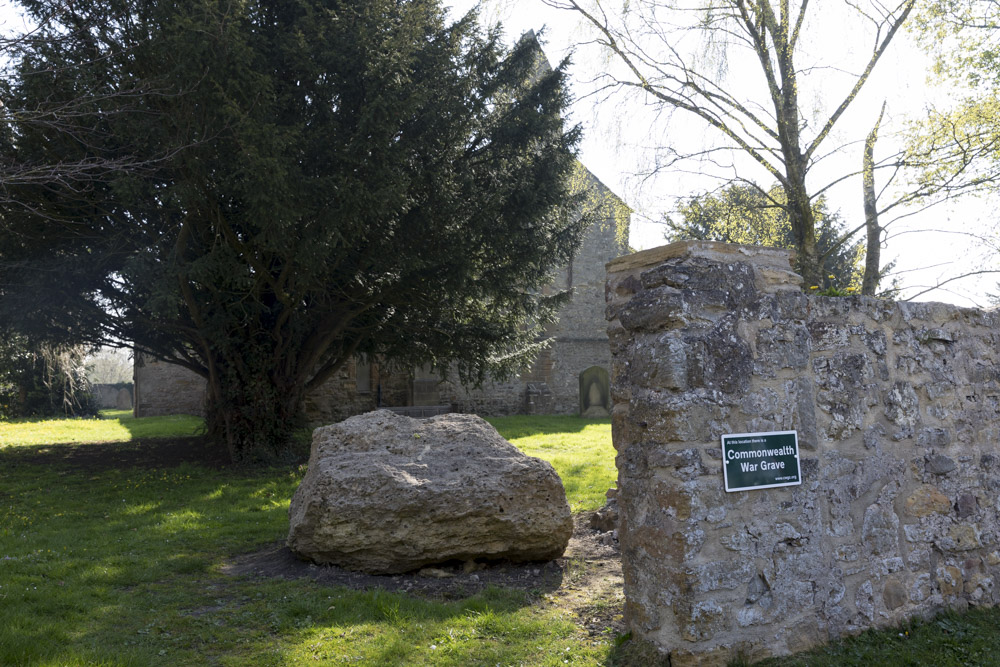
[115,387,133,410]
[525,382,554,414]
[579,366,610,418]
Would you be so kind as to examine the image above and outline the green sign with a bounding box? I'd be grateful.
[722,430,801,492]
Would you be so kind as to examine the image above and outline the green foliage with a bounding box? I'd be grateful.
[913,1,1000,86]
[909,3,1000,301]
[1,0,587,463]
[0,334,98,419]
[665,184,866,292]
[906,2,1000,199]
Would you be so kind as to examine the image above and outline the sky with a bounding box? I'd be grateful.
[1,1,996,307]
[444,0,1000,307]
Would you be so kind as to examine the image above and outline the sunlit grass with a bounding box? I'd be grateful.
[4,412,999,665]
[0,414,618,666]
[489,416,615,512]
[0,410,202,448]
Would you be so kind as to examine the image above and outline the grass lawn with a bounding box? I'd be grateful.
[0,409,203,447]
[486,416,616,512]
[0,412,618,666]
[3,411,998,666]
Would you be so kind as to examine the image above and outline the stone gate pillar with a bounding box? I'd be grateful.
[605,241,811,665]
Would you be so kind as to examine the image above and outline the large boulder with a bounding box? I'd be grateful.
[287,410,573,574]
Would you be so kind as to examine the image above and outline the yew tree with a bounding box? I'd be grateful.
[0,0,587,462]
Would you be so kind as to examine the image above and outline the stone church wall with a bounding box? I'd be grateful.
[134,355,411,423]
[607,240,1000,665]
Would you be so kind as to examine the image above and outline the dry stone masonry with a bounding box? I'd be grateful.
[606,240,1000,665]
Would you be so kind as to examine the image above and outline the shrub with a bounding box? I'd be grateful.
[0,336,98,418]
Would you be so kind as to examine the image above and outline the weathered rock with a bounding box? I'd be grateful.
[883,578,907,610]
[905,486,951,517]
[938,566,963,596]
[287,410,573,574]
[956,493,978,518]
[925,453,956,475]
[590,488,619,532]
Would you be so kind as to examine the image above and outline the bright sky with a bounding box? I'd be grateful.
[446,0,1000,307]
[2,1,996,307]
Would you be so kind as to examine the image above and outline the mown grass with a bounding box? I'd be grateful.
[488,415,616,512]
[0,409,202,447]
[0,412,615,666]
[6,411,996,666]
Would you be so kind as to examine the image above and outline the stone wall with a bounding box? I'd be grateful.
[133,355,205,417]
[606,240,1000,665]
[301,359,413,425]
[134,355,411,422]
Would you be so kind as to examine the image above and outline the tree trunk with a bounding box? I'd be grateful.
[785,179,820,287]
[862,102,887,296]
[204,362,305,465]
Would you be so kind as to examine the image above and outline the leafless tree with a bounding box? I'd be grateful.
[543,0,914,287]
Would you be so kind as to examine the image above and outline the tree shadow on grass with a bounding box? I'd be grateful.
[1,432,619,665]
[0,436,234,470]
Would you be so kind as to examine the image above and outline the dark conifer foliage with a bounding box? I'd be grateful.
[0,1,586,462]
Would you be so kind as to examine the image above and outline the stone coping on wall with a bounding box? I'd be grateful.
[607,240,801,293]
[607,240,1000,665]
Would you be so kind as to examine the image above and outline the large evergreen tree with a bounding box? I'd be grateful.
[0,1,587,462]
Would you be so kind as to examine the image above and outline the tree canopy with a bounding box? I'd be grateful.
[904,2,1000,199]
[0,1,588,462]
